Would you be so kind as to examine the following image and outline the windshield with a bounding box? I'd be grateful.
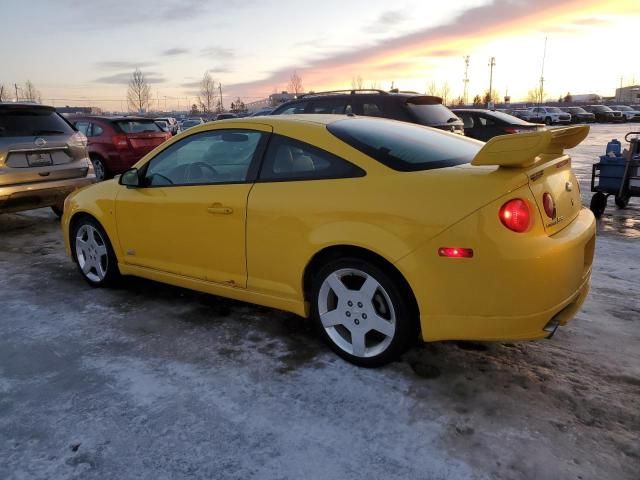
[593,106,613,112]
[546,107,562,113]
[328,117,480,172]
[0,106,74,137]
[613,106,632,111]
[406,102,461,125]
[116,120,162,133]
[567,107,587,113]
[486,111,532,125]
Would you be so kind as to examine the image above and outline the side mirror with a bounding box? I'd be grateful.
[120,168,140,187]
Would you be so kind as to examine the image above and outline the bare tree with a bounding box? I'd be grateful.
[426,81,438,96]
[127,69,152,113]
[23,80,42,103]
[288,71,304,96]
[198,71,217,113]
[438,82,451,105]
[369,80,379,90]
[472,94,482,106]
[0,83,7,102]
[351,75,364,90]
[526,86,544,104]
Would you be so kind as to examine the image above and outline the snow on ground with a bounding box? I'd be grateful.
[0,124,638,480]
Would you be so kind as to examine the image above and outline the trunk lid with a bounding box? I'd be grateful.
[526,155,582,235]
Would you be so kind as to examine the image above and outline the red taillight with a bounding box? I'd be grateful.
[438,247,474,258]
[499,199,531,233]
[542,192,556,219]
[503,127,521,134]
[112,134,129,150]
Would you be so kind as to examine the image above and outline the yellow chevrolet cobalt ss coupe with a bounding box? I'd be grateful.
[62,115,595,366]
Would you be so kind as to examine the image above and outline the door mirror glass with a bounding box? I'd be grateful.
[120,168,140,187]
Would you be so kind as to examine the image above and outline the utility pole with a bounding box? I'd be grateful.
[14,83,19,101]
[487,57,496,108]
[538,36,548,107]
[463,55,470,105]
[218,83,223,112]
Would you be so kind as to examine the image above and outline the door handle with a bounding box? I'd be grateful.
[207,204,233,215]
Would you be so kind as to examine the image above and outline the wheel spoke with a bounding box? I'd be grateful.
[95,244,107,257]
[326,272,349,298]
[359,275,379,301]
[81,258,93,274]
[320,309,344,328]
[351,330,366,357]
[370,314,394,337]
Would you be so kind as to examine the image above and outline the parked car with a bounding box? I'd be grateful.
[609,105,640,122]
[62,115,594,367]
[155,120,170,133]
[558,107,596,123]
[71,116,170,181]
[0,103,95,216]
[250,107,274,116]
[511,109,536,121]
[526,106,571,125]
[180,118,205,130]
[583,105,625,123]
[452,109,543,141]
[271,89,465,135]
[155,117,178,135]
[214,113,238,121]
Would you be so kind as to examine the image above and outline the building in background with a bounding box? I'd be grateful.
[615,85,640,104]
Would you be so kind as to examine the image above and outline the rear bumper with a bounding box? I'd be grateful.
[396,203,596,342]
[0,175,96,214]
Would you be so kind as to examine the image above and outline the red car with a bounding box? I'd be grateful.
[71,116,170,180]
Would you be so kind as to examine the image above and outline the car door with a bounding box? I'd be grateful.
[455,112,478,139]
[115,125,271,287]
[473,113,501,141]
[246,134,365,299]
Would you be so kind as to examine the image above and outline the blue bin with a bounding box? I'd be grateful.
[598,155,626,191]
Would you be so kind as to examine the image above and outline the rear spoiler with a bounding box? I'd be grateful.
[471,125,589,168]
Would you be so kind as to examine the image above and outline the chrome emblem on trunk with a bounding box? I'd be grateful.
[34,137,47,147]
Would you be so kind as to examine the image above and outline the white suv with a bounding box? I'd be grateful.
[610,106,640,122]
[527,106,572,125]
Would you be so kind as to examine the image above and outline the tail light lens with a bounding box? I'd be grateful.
[499,199,531,233]
[112,134,129,150]
[542,192,556,219]
[504,127,522,134]
[69,131,87,147]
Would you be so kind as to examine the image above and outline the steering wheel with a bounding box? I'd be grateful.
[186,162,218,182]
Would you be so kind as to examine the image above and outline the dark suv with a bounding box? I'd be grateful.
[0,103,95,216]
[70,116,170,180]
[271,90,465,135]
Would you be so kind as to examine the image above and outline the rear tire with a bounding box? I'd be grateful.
[310,257,417,367]
[590,192,607,218]
[615,193,630,209]
[90,156,106,181]
[71,216,119,287]
[544,117,552,125]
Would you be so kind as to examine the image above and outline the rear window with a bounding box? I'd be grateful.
[0,107,74,137]
[328,118,481,172]
[485,111,532,125]
[115,120,162,133]
[405,101,460,125]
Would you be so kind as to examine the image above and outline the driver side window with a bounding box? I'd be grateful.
[144,130,263,186]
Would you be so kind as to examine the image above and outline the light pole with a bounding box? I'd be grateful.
[488,57,496,109]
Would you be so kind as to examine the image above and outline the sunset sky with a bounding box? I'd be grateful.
[1,0,639,111]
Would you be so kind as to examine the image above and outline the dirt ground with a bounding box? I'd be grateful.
[0,124,638,480]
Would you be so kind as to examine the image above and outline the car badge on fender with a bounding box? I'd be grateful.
[565,181,573,192]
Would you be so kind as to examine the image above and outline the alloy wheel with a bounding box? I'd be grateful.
[75,224,109,282]
[317,268,396,358]
[92,158,105,181]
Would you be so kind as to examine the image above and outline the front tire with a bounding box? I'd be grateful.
[310,258,417,367]
[71,217,119,287]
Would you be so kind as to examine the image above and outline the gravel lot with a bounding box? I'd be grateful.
[1,124,638,480]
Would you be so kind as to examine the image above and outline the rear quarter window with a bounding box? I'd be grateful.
[115,120,162,133]
[328,118,481,172]
[0,107,74,137]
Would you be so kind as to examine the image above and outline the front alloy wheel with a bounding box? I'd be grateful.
[73,218,119,286]
[311,259,416,367]
[91,157,106,181]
